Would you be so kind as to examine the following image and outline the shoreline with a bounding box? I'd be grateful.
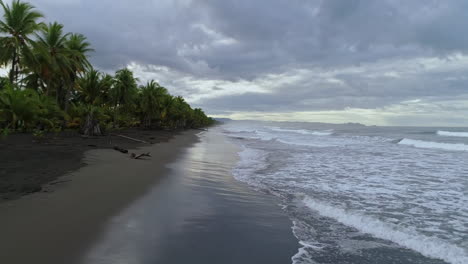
[0,130,200,264]
[81,128,299,264]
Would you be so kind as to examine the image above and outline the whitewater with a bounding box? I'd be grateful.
[223,121,468,264]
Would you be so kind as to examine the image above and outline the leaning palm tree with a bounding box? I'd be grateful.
[0,0,44,84]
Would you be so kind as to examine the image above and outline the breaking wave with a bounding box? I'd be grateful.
[268,127,333,136]
[437,130,468,138]
[303,196,468,264]
[398,138,468,152]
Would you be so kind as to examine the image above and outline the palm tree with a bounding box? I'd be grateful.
[112,68,138,109]
[62,33,93,110]
[77,69,110,136]
[169,96,191,128]
[65,34,92,74]
[0,0,44,84]
[33,22,72,100]
[77,70,107,105]
[139,80,165,128]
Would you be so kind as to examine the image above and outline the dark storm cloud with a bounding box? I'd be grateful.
[22,0,468,123]
[28,0,468,76]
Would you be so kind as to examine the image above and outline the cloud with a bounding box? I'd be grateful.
[6,0,468,125]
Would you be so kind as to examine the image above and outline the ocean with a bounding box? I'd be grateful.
[222,120,468,264]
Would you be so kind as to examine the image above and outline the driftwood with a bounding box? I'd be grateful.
[110,133,149,144]
[113,146,129,154]
[49,179,72,185]
[130,152,151,159]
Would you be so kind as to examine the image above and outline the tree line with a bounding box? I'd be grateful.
[0,0,215,136]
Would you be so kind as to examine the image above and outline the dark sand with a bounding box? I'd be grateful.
[0,130,199,264]
[81,128,299,264]
[0,128,174,201]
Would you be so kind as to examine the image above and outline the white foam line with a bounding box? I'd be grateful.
[399,138,468,152]
[303,197,468,264]
[268,127,333,136]
[437,130,468,138]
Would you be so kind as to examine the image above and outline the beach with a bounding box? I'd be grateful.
[0,128,299,264]
[80,128,298,264]
[0,129,199,263]
[0,129,176,201]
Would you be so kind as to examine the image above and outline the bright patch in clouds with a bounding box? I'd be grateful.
[129,53,468,126]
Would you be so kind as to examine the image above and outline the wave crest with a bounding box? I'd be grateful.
[303,196,468,264]
[268,127,333,136]
[398,138,468,151]
[437,130,468,138]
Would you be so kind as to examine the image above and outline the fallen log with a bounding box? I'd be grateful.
[113,146,129,154]
[110,133,149,144]
[130,152,151,159]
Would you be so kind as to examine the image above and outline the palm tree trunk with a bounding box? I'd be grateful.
[82,112,102,136]
[14,55,20,84]
[9,50,17,84]
[63,75,76,112]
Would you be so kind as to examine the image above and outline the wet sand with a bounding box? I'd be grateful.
[0,130,199,264]
[81,128,298,264]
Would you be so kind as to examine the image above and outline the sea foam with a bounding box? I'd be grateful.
[268,127,333,136]
[398,138,468,151]
[231,146,268,187]
[437,130,468,138]
[302,196,468,264]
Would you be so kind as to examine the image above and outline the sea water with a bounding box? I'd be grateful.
[222,121,468,264]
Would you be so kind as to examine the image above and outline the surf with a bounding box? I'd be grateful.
[398,138,468,151]
[437,130,468,138]
[302,196,468,264]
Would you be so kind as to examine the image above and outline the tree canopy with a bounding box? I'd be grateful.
[0,0,215,136]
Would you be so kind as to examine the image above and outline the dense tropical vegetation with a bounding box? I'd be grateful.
[0,0,214,136]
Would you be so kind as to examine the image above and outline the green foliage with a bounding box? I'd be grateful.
[0,86,39,130]
[0,0,44,83]
[77,69,110,105]
[112,68,138,108]
[0,84,63,131]
[0,76,9,90]
[0,0,215,136]
[65,33,93,74]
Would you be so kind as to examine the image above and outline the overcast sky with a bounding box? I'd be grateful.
[11,0,468,125]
